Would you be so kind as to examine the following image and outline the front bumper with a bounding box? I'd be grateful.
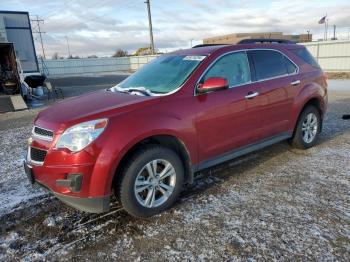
[24,160,110,213]
[53,189,110,213]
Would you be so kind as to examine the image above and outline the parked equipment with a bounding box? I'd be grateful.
[0,11,47,112]
[0,43,20,95]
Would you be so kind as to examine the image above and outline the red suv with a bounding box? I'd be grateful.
[24,39,328,217]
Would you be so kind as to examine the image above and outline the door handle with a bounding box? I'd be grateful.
[291,80,301,86]
[245,91,259,99]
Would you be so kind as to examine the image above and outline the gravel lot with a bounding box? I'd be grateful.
[0,80,349,261]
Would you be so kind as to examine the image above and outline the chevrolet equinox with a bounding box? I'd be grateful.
[24,39,328,217]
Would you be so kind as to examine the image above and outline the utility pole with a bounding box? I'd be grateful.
[30,15,46,59]
[333,25,336,40]
[65,35,71,58]
[144,0,155,54]
[306,30,310,42]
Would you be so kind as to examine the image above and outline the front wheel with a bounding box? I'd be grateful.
[117,145,184,218]
[290,105,321,149]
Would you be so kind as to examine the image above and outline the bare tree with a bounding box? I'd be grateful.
[67,55,80,59]
[51,52,59,60]
[113,49,128,57]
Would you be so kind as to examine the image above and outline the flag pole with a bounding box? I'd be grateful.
[324,13,328,41]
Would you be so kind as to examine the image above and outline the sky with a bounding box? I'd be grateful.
[2,0,350,58]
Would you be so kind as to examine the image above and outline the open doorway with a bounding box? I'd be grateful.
[0,43,20,96]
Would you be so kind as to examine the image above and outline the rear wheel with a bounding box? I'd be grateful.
[117,145,184,218]
[290,105,321,149]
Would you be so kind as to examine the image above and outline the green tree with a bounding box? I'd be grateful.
[134,46,152,56]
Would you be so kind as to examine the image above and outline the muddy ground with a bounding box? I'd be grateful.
[0,86,349,261]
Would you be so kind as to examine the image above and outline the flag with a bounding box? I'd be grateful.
[318,16,326,24]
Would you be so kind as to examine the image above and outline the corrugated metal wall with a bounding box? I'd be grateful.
[39,55,159,76]
[39,40,350,76]
[301,40,350,72]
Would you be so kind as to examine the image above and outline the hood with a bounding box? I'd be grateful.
[35,90,158,131]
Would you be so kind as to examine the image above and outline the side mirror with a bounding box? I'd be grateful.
[197,77,229,94]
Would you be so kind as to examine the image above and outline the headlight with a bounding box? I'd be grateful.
[56,119,108,152]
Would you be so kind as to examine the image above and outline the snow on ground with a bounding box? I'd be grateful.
[0,125,46,215]
[0,82,349,260]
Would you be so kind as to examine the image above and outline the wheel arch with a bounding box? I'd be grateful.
[112,134,194,190]
[293,96,325,135]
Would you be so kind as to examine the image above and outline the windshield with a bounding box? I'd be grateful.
[114,55,206,94]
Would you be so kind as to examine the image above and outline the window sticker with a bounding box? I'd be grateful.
[183,56,206,61]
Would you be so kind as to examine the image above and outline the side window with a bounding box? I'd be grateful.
[291,48,320,69]
[202,52,251,87]
[249,50,288,80]
[284,56,298,74]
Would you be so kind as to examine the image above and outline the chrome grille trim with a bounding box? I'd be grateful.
[32,126,54,141]
[26,147,46,166]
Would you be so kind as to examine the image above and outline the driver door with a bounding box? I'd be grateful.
[194,51,263,163]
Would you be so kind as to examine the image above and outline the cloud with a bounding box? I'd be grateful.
[2,0,349,57]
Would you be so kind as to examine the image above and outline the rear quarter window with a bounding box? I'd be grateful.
[291,48,320,69]
[283,56,298,74]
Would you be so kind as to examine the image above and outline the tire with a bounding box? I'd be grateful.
[290,105,321,149]
[117,145,184,218]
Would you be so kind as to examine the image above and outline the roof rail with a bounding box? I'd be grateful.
[192,44,229,48]
[237,38,296,44]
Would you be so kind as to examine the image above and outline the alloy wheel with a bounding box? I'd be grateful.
[134,159,176,208]
[301,113,318,143]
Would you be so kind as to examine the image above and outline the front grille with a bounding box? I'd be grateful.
[30,147,47,163]
[33,126,54,140]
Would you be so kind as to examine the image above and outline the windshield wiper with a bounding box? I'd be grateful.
[108,86,153,96]
[126,87,152,96]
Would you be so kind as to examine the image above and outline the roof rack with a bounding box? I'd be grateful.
[237,38,296,44]
[192,44,229,48]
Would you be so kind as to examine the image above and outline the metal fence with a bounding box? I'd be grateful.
[38,40,350,76]
[38,55,159,76]
[301,40,350,72]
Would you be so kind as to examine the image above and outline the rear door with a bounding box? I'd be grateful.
[247,49,299,139]
[194,51,263,162]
